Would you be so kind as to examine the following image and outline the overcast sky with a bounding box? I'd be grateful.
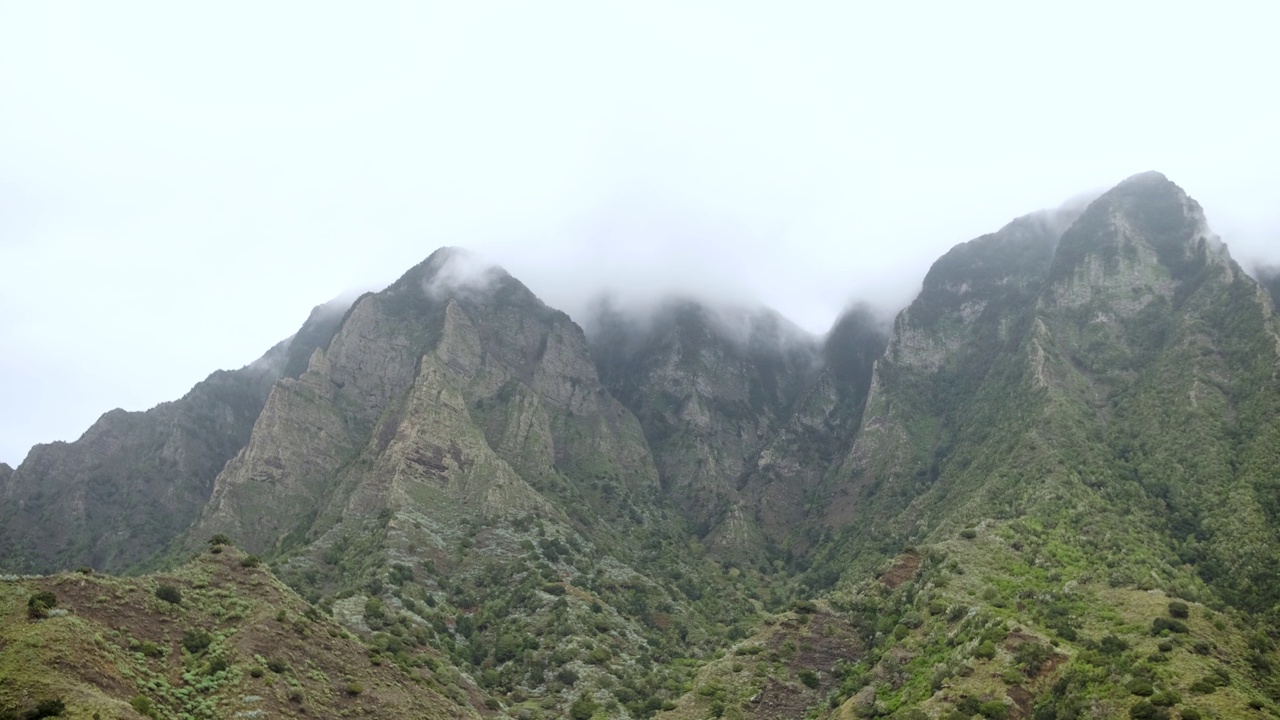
[2,1,1278,465]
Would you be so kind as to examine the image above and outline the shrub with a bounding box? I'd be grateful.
[135,640,165,658]
[155,585,182,605]
[974,640,996,660]
[1180,709,1202,720]
[250,667,264,678]
[27,591,57,620]
[75,565,93,574]
[130,695,159,718]
[570,695,597,720]
[1167,601,1189,619]
[181,629,212,654]
[1014,640,1053,676]
[344,682,363,696]
[799,669,820,688]
[208,533,231,546]
[1150,617,1188,635]
[1128,700,1169,720]
[266,658,288,673]
[960,529,978,539]
[240,555,262,568]
[1149,691,1180,707]
[978,700,1008,719]
[1099,635,1129,654]
[1127,679,1154,696]
[27,699,66,719]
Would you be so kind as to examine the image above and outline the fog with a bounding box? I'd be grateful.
[1,2,1278,464]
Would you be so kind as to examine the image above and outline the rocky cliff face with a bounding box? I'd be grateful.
[191,248,659,557]
[590,300,824,553]
[0,344,288,574]
[730,306,887,557]
[812,173,1280,612]
[0,297,354,575]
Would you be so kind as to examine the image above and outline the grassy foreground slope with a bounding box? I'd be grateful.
[0,543,476,720]
[658,523,1279,720]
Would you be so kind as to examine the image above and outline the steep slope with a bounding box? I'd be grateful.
[0,542,477,719]
[1257,263,1280,309]
[185,249,772,717]
[0,298,352,576]
[731,305,888,564]
[791,172,1280,717]
[589,300,823,556]
[191,247,658,555]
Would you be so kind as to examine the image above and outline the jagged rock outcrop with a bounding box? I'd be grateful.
[0,297,354,574]
[730,306,887,556]
[817,173,1280,614]
[0,344,288,574]
[589,300,824,551]
[192,248,659,556]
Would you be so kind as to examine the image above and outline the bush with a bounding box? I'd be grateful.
[135,640,165,658]
[1127,679,1154,696]
[155,585,182,605]
[27,591,57,620]
[1167,601,1189,619]
[208,533,231,546]
[181,629,212,654]
[130,695,159,719]
[344,682,363,696]
[1128,700,1169,720]
[1180,709,1202,720]
[974,640,996,660]
[570,695,597,720]
[1099,635,1129,654]
[799,669,820,688]
[978,700,1008,719]
[27,699,66,719]
[1150,617,1188,635]
[266,658,288,673]
[1014,640,1053,676]
[240,555,262,568]
[960,529,978,539]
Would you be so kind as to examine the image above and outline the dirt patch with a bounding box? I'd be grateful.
[879,550,922,589]
[749,610,865,720]
[1006,685,1034,718]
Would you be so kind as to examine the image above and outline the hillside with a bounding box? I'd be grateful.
[2,173,1279,718]
[0,541,475,719]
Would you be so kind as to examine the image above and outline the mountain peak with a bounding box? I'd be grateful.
[1116,169,1171,186]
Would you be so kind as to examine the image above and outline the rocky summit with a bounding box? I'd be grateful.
[3,173,1280,720]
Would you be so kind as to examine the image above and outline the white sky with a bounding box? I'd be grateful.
[2,1,1278,465]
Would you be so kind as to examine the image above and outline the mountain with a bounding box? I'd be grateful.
[798,172,1280,718]
[0,297,352,575]
[589,300,828,556]
[3,173,1280,719]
